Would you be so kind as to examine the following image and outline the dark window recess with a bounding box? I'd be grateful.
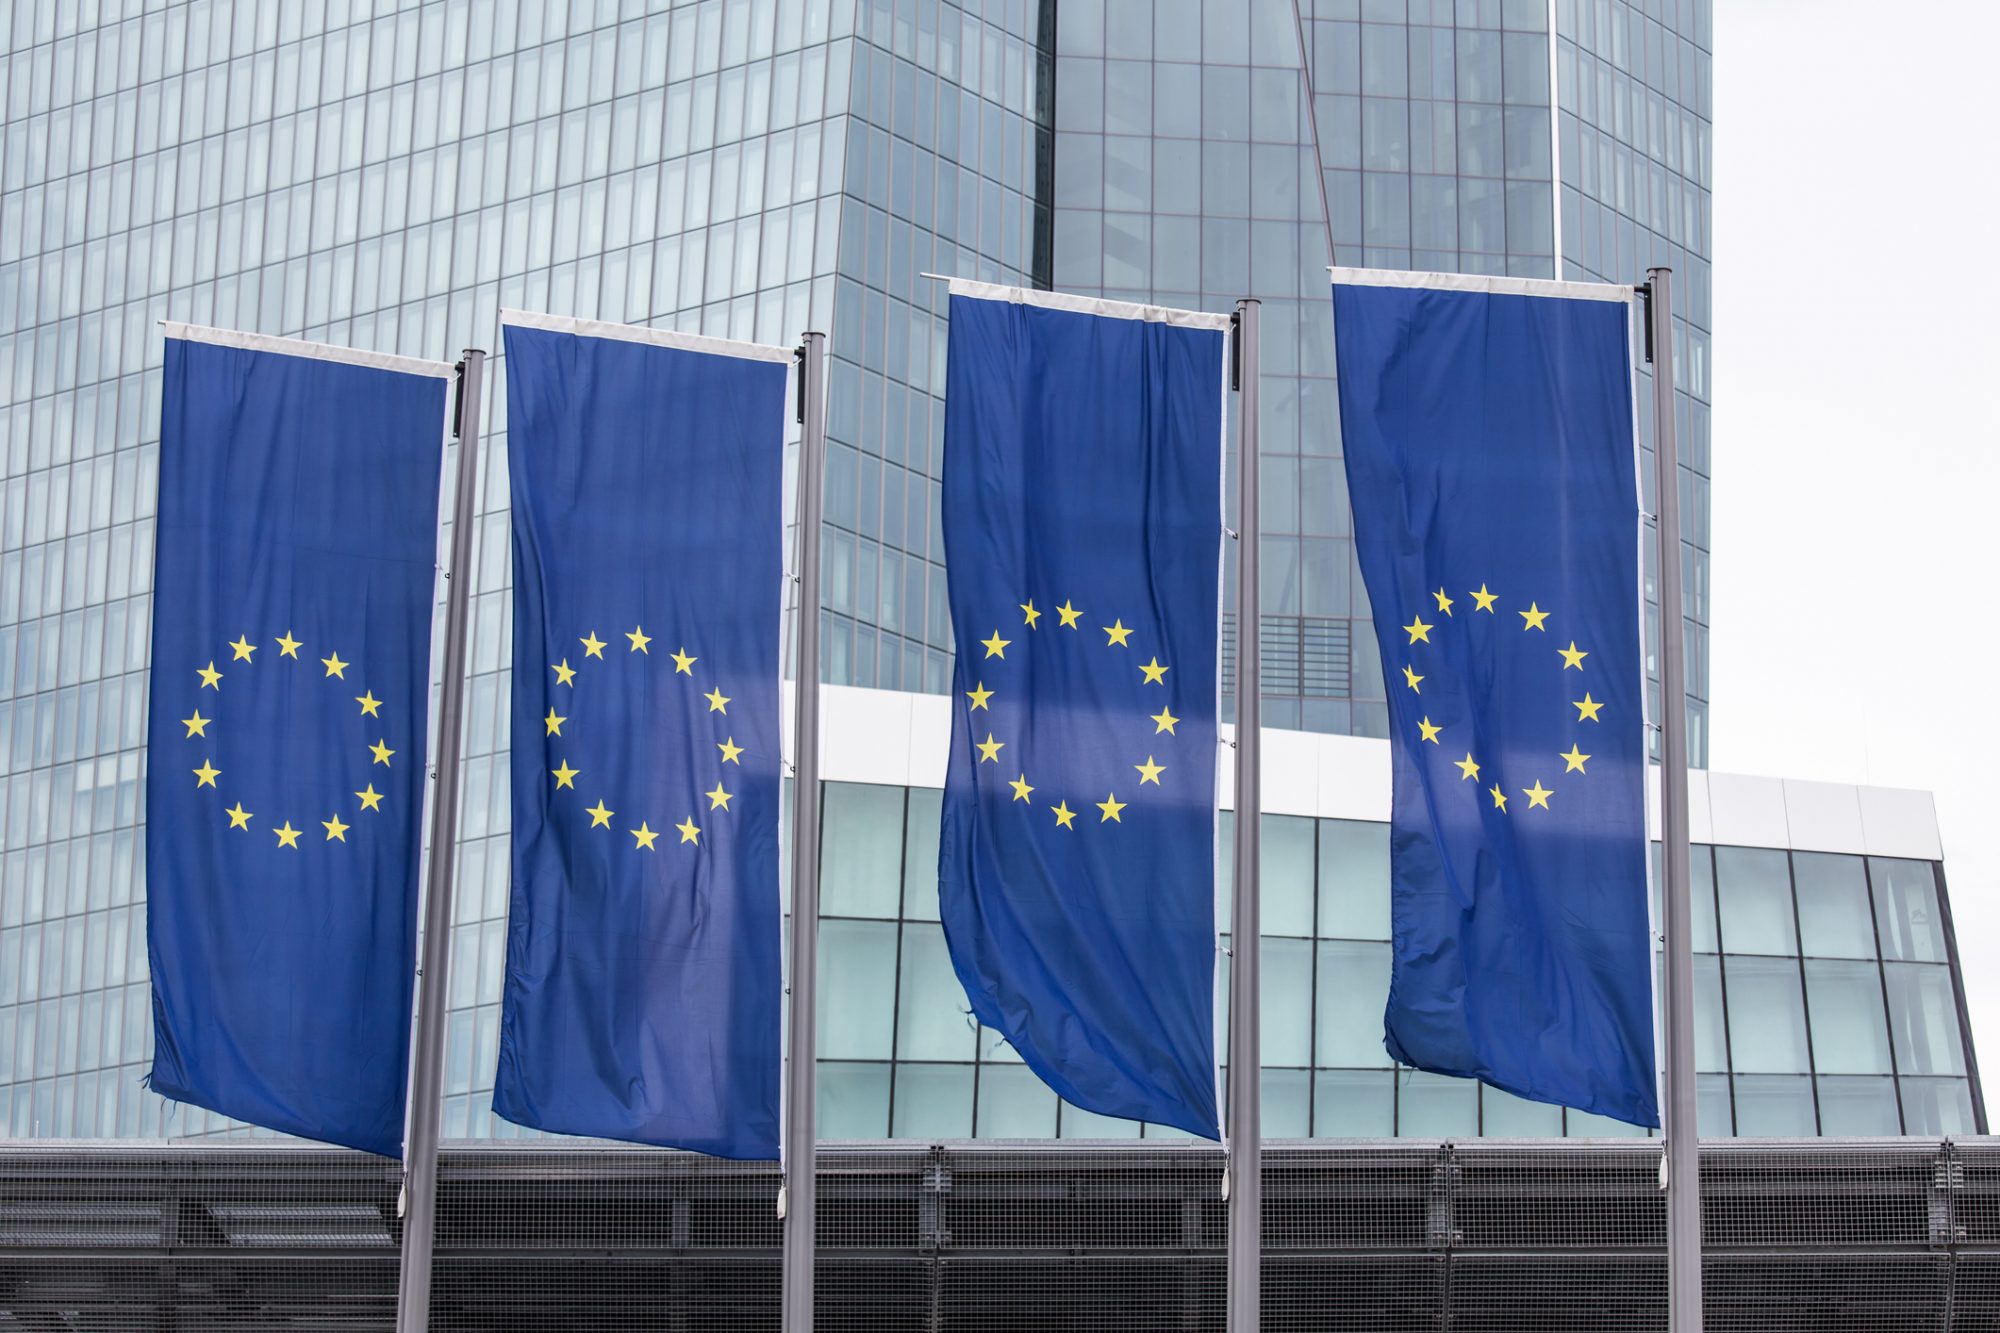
[1223,614,1353,699]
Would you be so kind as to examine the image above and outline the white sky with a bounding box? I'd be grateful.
[1710,4,2000,1070]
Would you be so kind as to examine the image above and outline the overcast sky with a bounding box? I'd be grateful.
[1710,4,2000,1067]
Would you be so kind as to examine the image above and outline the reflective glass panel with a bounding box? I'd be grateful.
[1802,959,1891,1075]
[820,782,906,918]
[1714,846,1795,956]
[1722,955,1810,1074]
[1884,961,1966,1076]
[975,1064,1059,1137]
[1315,940,1393,1067]
[1872,858,1947,963]
[1815,1075,1901,1136]
[1481,1084,1562,1136]
[1732,1073,1816,1137]
[1900,1076,1976,1137]
[1396,1069,1477,1139]
[891,1062,974,1137]
[1319,819,1390,940]
[1793,852,1875,959]
[1314,1068,1395,1137]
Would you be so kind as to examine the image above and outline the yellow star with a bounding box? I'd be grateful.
[552,658,577,686]
[370,739,395,766]
[1009,774,1034,802]
[544,707,566,736]
[706,782,733,810]
[1573,693,1604,722]
[1097,792,1126,823]
[704,687,730,713]
[197,661,223,690]
[1103,619,1133,647]
[1523,779,1554,809]
[355,784,384,812]
[1489,784,1508,811]
[981,630,1010,658]
[321,651,348,678]
[1519,603,1549,631]
[718,737,744,764]
[1561,744,1591,774]
[976,732,1004,763]
[322,813,349,842]
[229,634,257,662]
[355,691,381,717]
[1433,587,1454,616]
[1020,599,1042,628]
[1152,706,1180,734]
[1402,664,1423,693]
[1404,614,1432,644]
[626,625,651,653]
[965,681,994,711]
[672,648,697,674]
[182,710,209,738]
[1559,640,1588,670]
[633,821,661,850]
[273,821,302,849]
[1417,717,1442,745]
[225,802,252,830]
[586,799,613,828]
[1051,801,1076,829]
[580,631,606,659]
[675,817,700,845]
[193,758,220,788]
[1135,756,1165,785]
[1470,584,1499,613]
[552,760,579,790]
[1139,657,1168,684]
[1455,753,1480,781]
[1056,600,1082,629]
[275,630,302,658]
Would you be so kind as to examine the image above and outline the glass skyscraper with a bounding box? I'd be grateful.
[0,0,1917,1149]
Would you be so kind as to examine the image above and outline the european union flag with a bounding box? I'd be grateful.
[493,313,788,1159]
[1332,271,1658,1128]
[939,283,1229,1138]
[146,327,450,1157]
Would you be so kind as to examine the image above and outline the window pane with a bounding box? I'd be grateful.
[818,1060,890,1137]
[1816,1075,1901,1136]
[1263,814,1315,937]
[1060,1099,1142,1138]
[892,1062,973,1137]
[1481,1084,1562,1136]
[1690,843,1719,953]
[1264,1067,1310,1137]
[1698,1073,1733,1136]
[1793,852,1874,958]
[1803,959,1891,1075]
[896,922,976,1061]
[1397,1070,1477,1138]
[975,1064,1057,1137]
[1732,1073,1816,1136]
[901,786,942,920]
[1315,1068,1394,1136]
[820,782,904,918]
[1714,846,1795,955]
[1264,936,1313,1067]
[1900,1076,1976,1137]
[1693,953,1729,1073]
[1565,1106,1650,1138]
[818,919,897,1058]
[1316,940,1391,1067]
[1871,858,1946,962]
[1884,961,1965,1076]
[1723,955,1809,1073]
[1319,819,1389,940]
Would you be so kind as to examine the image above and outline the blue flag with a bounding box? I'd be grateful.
[939,284,1228,1138]
[1331,272,1658,1128]
[146,328,449,1157]
[493,314,788,1159]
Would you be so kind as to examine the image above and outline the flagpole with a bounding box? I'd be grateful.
[395,347,486,1333]
[1645,269,1703,1333]
[1226,297,1263,1333]
[780,329,828,1333]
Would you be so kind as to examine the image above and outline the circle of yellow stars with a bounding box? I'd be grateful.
[544,624,737,852]
[1399,583,1601,814]
[966,597,1178,830]
[181,629,394,848]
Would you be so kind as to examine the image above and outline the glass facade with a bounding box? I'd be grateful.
[0,0,1908,1147]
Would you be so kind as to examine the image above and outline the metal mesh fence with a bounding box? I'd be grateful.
[4,1137,2000,1330]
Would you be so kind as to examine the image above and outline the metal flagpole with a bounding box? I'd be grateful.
[1226,298,1263,1333]
[780,330,829,1333]
[1645,268,1703,1333]
[395,348,486,1333]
